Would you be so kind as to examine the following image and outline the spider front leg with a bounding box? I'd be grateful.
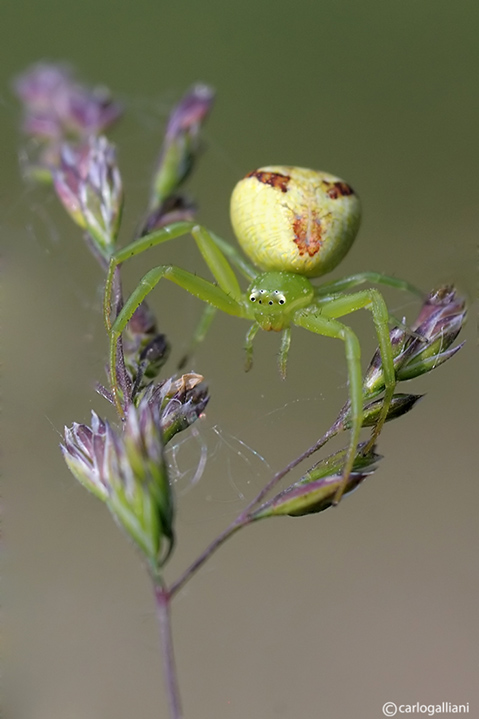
[104,222,243,332]
[294,312,363,504]
[318,289,396,453]
[295,288,396,504]
[104,221,196,332]
[104,222,246,415]
[179,230,258,368]
[109,266,245,416]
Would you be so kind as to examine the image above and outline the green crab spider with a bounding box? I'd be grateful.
[104,166,422,504]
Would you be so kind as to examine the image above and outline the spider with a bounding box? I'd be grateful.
[104,166,421,503]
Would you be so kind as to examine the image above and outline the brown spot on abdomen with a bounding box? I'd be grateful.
[247,169,291,193]
[292,212,323,257]
[322,180,355,199]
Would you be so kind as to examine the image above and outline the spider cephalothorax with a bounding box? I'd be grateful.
[105,165,421,503]
[246,272,314,331]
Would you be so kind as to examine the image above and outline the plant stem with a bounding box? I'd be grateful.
[153,578,183,719]
[170,421,341,597]
[241,422,340,515]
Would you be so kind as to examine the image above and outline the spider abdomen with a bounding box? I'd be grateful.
[230,165,361,278]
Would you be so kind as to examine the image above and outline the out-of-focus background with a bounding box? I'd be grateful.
[2,2,477,718]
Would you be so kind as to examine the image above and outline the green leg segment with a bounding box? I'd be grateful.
[314,272,424,300]
[104,222,245,331]
[317,288,396,449]
[244,323,260,372]
[103,221,248,416]
[104,222,196,331]
[278,328,291,379]
[208,229,258,281]
[178,304,217,369]
[109,265,244,416]
[177,226,256,366]
[191,226,242,300]
[294,311,363,504]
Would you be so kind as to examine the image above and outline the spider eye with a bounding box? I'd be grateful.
[249,295,256,302]
[279,298,285,305]
[269,300,273,305]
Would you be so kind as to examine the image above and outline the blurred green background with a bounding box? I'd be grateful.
[2,1,477,718]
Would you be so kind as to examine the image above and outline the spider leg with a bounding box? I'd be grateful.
[110,266,245,416]
[177,225,249,366]
[182,227,260,367]
[105,222,248,415]
[314,272,424,301]
[316,273,425,344]
[318,288,396,473]
[178,305,217,369]
[293,311,363,503]
[104,221,196,331]
[244,325,291,377]
[104,222,244,331]
[244,323,261,372]
[278,327,292,379]
[190,225,242,300]
[207,229,257,281]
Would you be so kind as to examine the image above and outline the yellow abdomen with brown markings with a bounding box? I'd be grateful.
[230,166,361,278]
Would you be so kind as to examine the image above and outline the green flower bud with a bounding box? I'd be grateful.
[149,84,215,212]
[364,286,466,398]
[341,393,423,430]
[62,397,175,568]
[253,447,379,519]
